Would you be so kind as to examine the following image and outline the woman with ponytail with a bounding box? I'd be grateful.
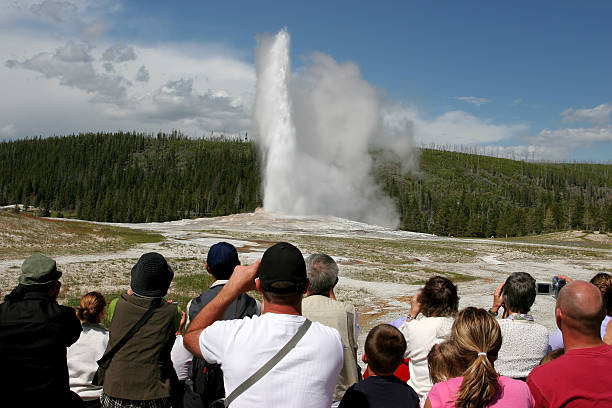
[424,307,534,408]
[67,291,109,408]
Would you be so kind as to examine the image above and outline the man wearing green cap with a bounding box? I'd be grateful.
[0,253,83,406]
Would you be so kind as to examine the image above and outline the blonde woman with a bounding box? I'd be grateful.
[67,292,109,408]
[424,307,534,408]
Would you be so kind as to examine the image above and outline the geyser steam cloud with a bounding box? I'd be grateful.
[254,29,414,228]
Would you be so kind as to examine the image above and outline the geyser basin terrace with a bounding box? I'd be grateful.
[1,210,610,359]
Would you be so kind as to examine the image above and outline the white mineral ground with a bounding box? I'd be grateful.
[1,208,611,358]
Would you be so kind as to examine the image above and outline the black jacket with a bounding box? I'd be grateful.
[0,288,82,404]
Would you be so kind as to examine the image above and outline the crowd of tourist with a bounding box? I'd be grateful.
[1,242,611,408]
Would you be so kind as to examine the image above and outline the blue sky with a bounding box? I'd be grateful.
[1,0,611,161]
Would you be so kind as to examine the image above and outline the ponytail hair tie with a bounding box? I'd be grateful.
[477,352,487,356]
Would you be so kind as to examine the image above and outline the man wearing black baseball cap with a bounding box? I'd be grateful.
[0,254,82,406]
[184,242,343,408]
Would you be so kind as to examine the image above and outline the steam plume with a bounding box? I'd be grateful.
[254,29,414,228]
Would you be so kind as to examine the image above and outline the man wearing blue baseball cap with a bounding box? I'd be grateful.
[183,242,259,407]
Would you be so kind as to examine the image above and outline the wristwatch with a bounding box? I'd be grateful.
[488,308,498,316]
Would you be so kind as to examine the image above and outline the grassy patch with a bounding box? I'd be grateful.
[172,273,214,295]
[348,269,424,285]
[499,231,612,250]
[0,211,163,260]
[346,265,477,285]
[194,229,479,264]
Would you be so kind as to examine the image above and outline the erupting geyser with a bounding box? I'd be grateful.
[254,28,412,228]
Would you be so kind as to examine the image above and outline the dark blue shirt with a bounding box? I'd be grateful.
[339,375,419,408]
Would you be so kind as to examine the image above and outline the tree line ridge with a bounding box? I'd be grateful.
[1,132,611,237]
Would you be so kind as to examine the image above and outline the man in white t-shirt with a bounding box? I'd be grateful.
[184,242,343,407]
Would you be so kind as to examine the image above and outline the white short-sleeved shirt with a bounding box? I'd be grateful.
[199,313,344,408]
[399,316,453,397]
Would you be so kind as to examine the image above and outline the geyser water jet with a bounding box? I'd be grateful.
[254,29,412,228]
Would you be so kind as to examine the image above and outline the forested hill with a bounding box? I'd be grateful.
[375,149,611,237]
[0,132,260,222]
[1,132,611,237]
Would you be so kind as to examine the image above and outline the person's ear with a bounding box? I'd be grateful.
[362,353,368,364]
[205,263,212,274]
[333,277,339,288]
[555,307,563,330]
[256,279,262,293]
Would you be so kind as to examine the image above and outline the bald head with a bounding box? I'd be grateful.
[557,280,605,337]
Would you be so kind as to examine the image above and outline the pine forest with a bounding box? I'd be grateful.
[1,132,611,238]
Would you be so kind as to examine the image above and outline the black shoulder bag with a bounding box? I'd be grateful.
[92,298,163,386]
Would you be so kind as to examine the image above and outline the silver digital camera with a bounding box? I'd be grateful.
[536,276,567,298]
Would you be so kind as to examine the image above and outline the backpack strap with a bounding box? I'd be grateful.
[234,295,242,319]
[222,319,312,407]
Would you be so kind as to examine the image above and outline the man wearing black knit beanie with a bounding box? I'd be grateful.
[97,252,182,408]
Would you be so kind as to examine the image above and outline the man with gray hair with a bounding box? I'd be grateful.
[302,253,361,404]
[488,272,549,379]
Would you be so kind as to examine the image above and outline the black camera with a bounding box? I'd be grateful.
[536,276,567,298]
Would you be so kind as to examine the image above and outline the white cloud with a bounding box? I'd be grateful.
[81,19,107,38]
[102,43,136,62]
[454,96,491,107]
[6,40,130,102]
[0,30,255,138]
[532,126,612,145]
[476,126,612,161]
[382,104,527,146]
[135,64,149,82]
[30,0,77,22]
[0,124,16,138]
[55,40,92,62]
[561,103,612,125]
[380,104,612,162]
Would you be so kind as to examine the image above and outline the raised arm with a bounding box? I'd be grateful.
[489,283,505,316]
[184,260,259,358]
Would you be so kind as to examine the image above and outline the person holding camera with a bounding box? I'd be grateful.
[527,280,612,407]
[0,254,83,407]
[548,273,612,352]
[399,276,459,399]
[184,242,343,408]
[488,272,549,380]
